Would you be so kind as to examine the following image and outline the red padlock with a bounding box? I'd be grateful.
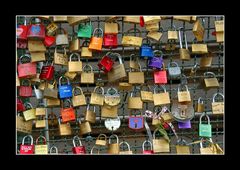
[39,61,54,81]
[20,135,34,154]
[17,98,25,112]
[154,70,167,84]
[142,140,154,154]
[61,99,76,123]
[98,52,114,73]
[19,79,32,97]
[18,54,37,78]
[44,35,56,47]
[17,39,28,49]
[17,16,28,40]
[72,136,86,154]
[103,33,118,48]
[27,17,45,40]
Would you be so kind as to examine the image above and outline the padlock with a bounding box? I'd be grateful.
[108,134,120,154]
[68,53,82,72]
[128,110,144,130]
[199,113,212,138]
[152,128,170,153]
[72,86,86,107]
[17,39,27,49]
[90,146,100,155]
[143,16,161,24]
[101,104,118,118]
[140,38,154,59]
[20,135,34,154]
[46,21,58,36]
[79,118,92,135]
[178,120,191,129]
[140,85,153,102]
[200,52,213,68]
[128,88,143,109]
[80,64,94,84]
[17,98,26,112]
[148,50,163,69]
[23,102,36,121]
[104,22,118,34]
[123,16,140,24]
[33,85,43,99]
[27,39,46,52]
[167,25,178,41]
[58,118,72,136]
[152,107,162,125]
[16,113,33,134]
[72,136,86,154]
[53,16,68,23]
[89,28,103,51]
[68,16,89,26]
[192,18,205,42]
[64,71,77,81]
[171,99,194,122]
[58,76,73,99]
[48,111,58,126]
[43,80,58,99]
[191,39,208,54]
[104,87,121,106]
[119,141,133,154]
[90,86,105,106]
[98,52,114,73]
[200,138,216,154]
[103,33,118,48]
[104,117,121,131]
[122,28,143,47]
[147,28,163,42]
[27,17,45,40]
[44,35,56,47]
[153,85,170,106]
[153,63,167,84]
[18,54,37,78]
[178,28,191,60]
[168,62,181,79]
[69,31,80,52]
[145,22,159,31]
[35,104,46,116]
[61,99,76,123]
[189,63,199,78]
[81,41,92,57]
[214,17,224,43]
[212,93,224,115]
[175,138,190,154]
[96,134,107,146]
[160,107,174,123]
[118,82,133,91]
[35,135,48,155]
[54,47,68,66]
[204,72,220,89]
[78,20,92,38]
[39,61,54,81]
[30,52,46,63]
[49,146,58,155]
[129,54,140,70]
[17,16,28,40]
[19,79,32,97]
[195,97,204,113]
[85,104,96,123]
[142,140,154,154]
[44,98,60,107]
[177,84,191,103]
[35,116,46,128]
[128,63,144,84]
[55,28,69,46]
[107,53,127,82]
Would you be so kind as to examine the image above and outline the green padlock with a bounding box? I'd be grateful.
[199,113,212,138]
[77,21,92,38]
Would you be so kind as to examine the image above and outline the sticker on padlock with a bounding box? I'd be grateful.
[128,111,144,130]
[178,120,191,129]
[20,135,34,154]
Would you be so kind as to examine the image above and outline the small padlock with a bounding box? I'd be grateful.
[61,99,76,123]
[98,52,114,73]
[192,18,205,42]
[148,50,163,69]
[104,87,121,106]
[212,93,224,115]
[17,98,25,112]
[153,63,167,84]
[16,113,32,134]
[35,116,46,128]
[101,103,118,118]
[23,102,36,121]
[90,86,105,106]
[191,39,208,54]
[153,85,170,106]
[35,135,48,155]
[72,86,86,107]
[178,28,191,60]
[19,79,32,97]
[167,25,178,41]
[199,113,212,138]
[108,134,120,154]
[214,17,224,43]
[152,128,170,153]
[81,64,94,84]
[43,80,58,99]
[200,138,216,154]
[176,138,190,154]
[95,134,107,146]
[39,60,54,81]
[128,88,143,110]
[81,41,92,57]
[58,76,73,99]
[69,31,80,52]
[204,72,220,89]
[119,141,133,154]
[168,62,181,79]
[142,140,154,154]
[68,53,82,73]
[200,52,213,68]
[195,97,204,113]
[20,135,34,154]
[177,84,191,103]
[58,118,72,136]
[122,28,143,47]
[89,28,103,51]
[178,120,191,129]
[79,118,92,135]
[78,20,92,38]
[18,54,37,78]
[140,85,153,102]
[140,38,154,59]
[128,110,144,130]
[46,21,58,36]
[85,104,96,123]
[128,63,145,84]
[72,136,86,154]
[55,28,69,46]
[54,47,68,66]
[49,146,58,155]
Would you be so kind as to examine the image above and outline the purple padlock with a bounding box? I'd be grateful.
[148,50,164,69]
[178,120,191,129]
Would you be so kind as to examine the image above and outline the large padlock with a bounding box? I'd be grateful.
[122,28,143,47]
[90,86,105,106]
[152,128,170,153]
[103,33,118,48]
[18,54,37,78]
[43,81,58,99]
[140,85,153,102]
[81,41,92,57]
[58,118,72,136]
[140,38,154,59]
[69,32,80,52]
[175,138,190,154]
[17,98,25,112]
[27,17,45,40]
[101,104,118,118]
[85,104,96,123]
[68,53,82,72]
[153,63,167,84]
[199,113,212,138]
[143,16,161,24]
[68,16,89,26]
[128,63,145,84]
[72,86,86,107]
[89,28,103,51]
[72,136,86,154]
[178,28,191,60]
[108,134,120,154]
[98,52,114,73]
[168,62,181,79]
[55,28,69,46]
[78,20,92,38]
[35,135,48,155]
[20,135,34,154]
[200,52,213,68]
[204,72,220,89]
[200,138,216,154]
[107,53,127,82]
[142,140,154,154]
[95,134,107,146]
[61,99,76,123]
[193,18,205,42]
[148,50,163,69]
[81,64,94,84]
[54,47,68,66]
[79,118,92,135]
[128,88,143,109]
[34,85,43,99]
[19,79,32,97]
[153,85,170,106]
[177,84,191,103]
[119,141,133,154]
[23,102,36,121]
[195,97,204,113]
[16,113,32,134]
[191,39,208,54]
[171,99,194,122]
[39,61,54,81]
[49,146,58,155]
[128,111,144,130]
[58,76,73,99]
[104,87,121,106]
[212,93,224,115]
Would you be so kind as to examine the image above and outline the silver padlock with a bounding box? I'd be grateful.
[104,87,121,106]
[168,62,181,79]
[49,146,58,154]
[34,85,43,99]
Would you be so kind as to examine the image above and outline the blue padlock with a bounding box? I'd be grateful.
[58,76,73,99]
[140,38,153,59]
[148,50,164,69]
[128,112,144,130]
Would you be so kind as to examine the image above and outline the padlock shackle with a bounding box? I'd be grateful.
[22,135,33,145]
[140,84,152,92]
[153,128,161,139]
[56,27,68,35]
[93,86,104,95]
[29,17,42,24]
[55,46,67,54]
[91,145,99,154]
[177,84,189,92]
[62,99,72,108]
[119,141,131,151]
[184,33,188,49]
[87,104,96,112]
[142,140,153,151]
[19,54,31,64]
[93,28,103,37]
[180,74,188,85]
[212,93,224,103]
[141,37,151,45]
[24,102,33,109]
[153,85,167,94]
[199,113,210,125]
[49,146,58,154]
[125,28,142,37]
[198,97,204,104]
[59,76,70,86]
[83,64,93,72]
[97,134,107,141]
[36,135,47,145]
[200,138,213,148]
[72,86,84,96]
[106,87,118,95]
[72,135,83,147]
[108,134,119,144]
[204,71,216,78]
[153,50,163,57]
[176,138,188,146]
[82,40,90,47]
[168,24,177,31]
[112,53,123,64]
[69,53,81,62]
[167,61,179,69]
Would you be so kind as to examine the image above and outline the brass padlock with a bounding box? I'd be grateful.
[192,40,208,54]
[177,84,191,103]
[81,64,94,84]
[35,135,48,155]
[176,138,190,154]
[160,107,174,123]
[72,86,86,107]
[79,118,92,135]
[195,97,204,113]
[147,30,163,41]
[200,52,213,68]
[43,80,58,99]
[81,41,92,57]
[69,32,80,52]
[143,16,161,25]
[58,118,72,136]
[167,25,178,41]
[140,85,153,102]
[192,18,205,42]
[178,28,190,60]
[16,113,33,134]
[200,138,217,155]
[212,93,224,115]
[129,54,140,70]
[101,104,118,118]
[204,72,220,89]
[128,63,144,84]
[90,86,105,106]
[108,134,120,154]
[68,53,82,73]
[119,141,133,154]
[85,104,96,123]
[152,128,170,153]
[104,87,121,106]
[118,82,133,91]
[23,103,36,121]
[35,116,46,128]
[145,22,159,31]
[35,104,46,116]
[152,106,163,125]
[44,98,60,107]
[153,85,170,106]
[96,134,107,146]
[128,88,143,110]
[214,17,224,42]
